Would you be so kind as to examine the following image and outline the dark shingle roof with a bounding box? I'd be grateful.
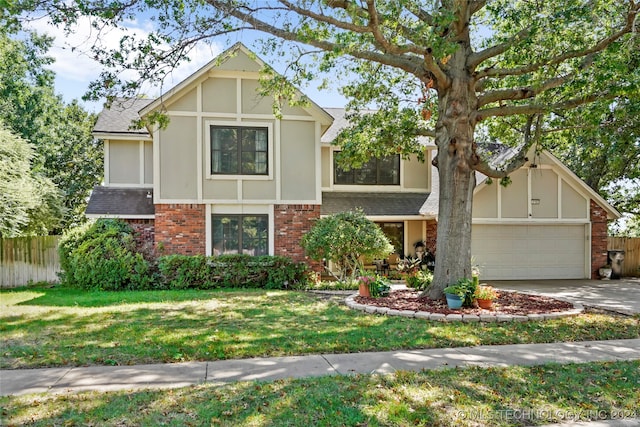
[321,192,429,216]
[93,98,154,136]
[86,186,155,216]
[321,108,435,146]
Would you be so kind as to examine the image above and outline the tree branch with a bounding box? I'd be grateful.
[423,51,451,89]
[278,0,370,34]
[475,3,639,80]
[477,71,579,106]
[364,0,422,55]
[405,4,434,25]
[416,127,437,138]
[473,115,537,177]
[475,92,615,121]
[468,26,532,69]
[207,0,425,78]
[470,0,488,16]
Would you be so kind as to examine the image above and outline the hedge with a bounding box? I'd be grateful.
[59,219,311,291]
[157,254,310,290]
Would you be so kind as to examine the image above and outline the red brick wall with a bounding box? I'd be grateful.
[425,219,438,255]
[274,204,321,269]
[590,199,609,279]
[124,219,155,251]
[154,204,206,255]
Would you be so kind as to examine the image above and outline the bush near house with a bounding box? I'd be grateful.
[59,219,311,291]
[157,254,310,290]
[58,219,154,291]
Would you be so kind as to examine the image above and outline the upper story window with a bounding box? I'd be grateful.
[334,153,400,185]
[211,126,268,175]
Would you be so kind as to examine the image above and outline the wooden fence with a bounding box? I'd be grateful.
[608,237,640,277]
[0,236,61,288]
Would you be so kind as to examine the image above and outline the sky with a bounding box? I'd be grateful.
[27,15,349,113]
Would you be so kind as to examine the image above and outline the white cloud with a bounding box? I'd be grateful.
[26,16,222,98]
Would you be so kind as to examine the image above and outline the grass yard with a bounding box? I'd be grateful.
[1,285,639,369]
[1,361,638,426]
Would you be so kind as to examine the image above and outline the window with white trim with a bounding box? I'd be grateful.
[334,153,400,185]
[212,214,269,256]
[210,126,268,175]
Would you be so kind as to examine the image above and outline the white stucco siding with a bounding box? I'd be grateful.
[280,120,317,201]
[108,140,140,184]
[158,116,198,199]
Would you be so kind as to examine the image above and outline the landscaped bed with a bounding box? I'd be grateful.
[355,289,574,315]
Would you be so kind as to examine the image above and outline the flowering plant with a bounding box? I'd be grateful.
[474,285,498,300]
[358,274,390,297]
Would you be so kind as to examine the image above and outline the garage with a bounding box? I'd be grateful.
[471,224,588,280]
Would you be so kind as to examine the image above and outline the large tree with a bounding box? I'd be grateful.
[0,30,102,231]
[0,122,63,237]
[11,1,639,296]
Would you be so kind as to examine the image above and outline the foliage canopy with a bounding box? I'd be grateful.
[10,0,638,292]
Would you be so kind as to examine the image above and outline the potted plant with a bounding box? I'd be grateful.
[474,285,498,309]
[443,278,478,309]
[443,284,464,309]
[357,274,390,298]
[358,275,372,297]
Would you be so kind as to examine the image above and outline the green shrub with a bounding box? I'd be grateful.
[301,210,393,282]
[157,254,212,289]
[158,254,310,290]
[59,219,154,291]
[60,220,310,291]
[404,269,433,291]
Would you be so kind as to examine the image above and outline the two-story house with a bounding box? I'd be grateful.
[88,43,620,280]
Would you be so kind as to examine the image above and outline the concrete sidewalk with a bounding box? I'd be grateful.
[2,338,639,396]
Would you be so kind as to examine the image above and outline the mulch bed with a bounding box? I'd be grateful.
[355,289,574,316]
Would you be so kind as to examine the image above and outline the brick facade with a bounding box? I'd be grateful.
[154,204,206,255]
[124,219,155,251]
[425,219,438,255]
[590,199,609,279]
[274,204,321,269]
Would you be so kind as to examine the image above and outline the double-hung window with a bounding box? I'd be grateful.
[334,153,400,185]
[211,126,268,175]
[212,214,269,256]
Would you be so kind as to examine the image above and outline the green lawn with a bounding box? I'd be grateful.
[1,286,639,369]
[2,361,638,426]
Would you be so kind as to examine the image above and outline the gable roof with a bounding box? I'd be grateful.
[93,98,154,138]
[138,43,333,126]
[322,108,436,147]
[421,146,620,219]
[535,149,620,219]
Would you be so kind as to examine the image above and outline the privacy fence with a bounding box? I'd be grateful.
[608,237,640,277]
[1,236,61,288]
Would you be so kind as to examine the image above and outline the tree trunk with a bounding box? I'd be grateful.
[425,63,478,299]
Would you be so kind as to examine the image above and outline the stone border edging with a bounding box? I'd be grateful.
[344,293,584,322]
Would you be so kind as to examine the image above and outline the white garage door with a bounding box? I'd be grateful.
[471,224,587,280]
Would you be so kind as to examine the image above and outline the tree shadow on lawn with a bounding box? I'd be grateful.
[2,289,638,369]
[2,361,638,426]
[8,286,248,307]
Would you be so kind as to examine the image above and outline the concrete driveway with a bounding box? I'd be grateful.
[487,278,640,315]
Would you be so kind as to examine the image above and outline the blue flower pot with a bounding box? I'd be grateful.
[445,293,463,309]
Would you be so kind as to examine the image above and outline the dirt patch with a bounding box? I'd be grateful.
[355,289,574,316]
